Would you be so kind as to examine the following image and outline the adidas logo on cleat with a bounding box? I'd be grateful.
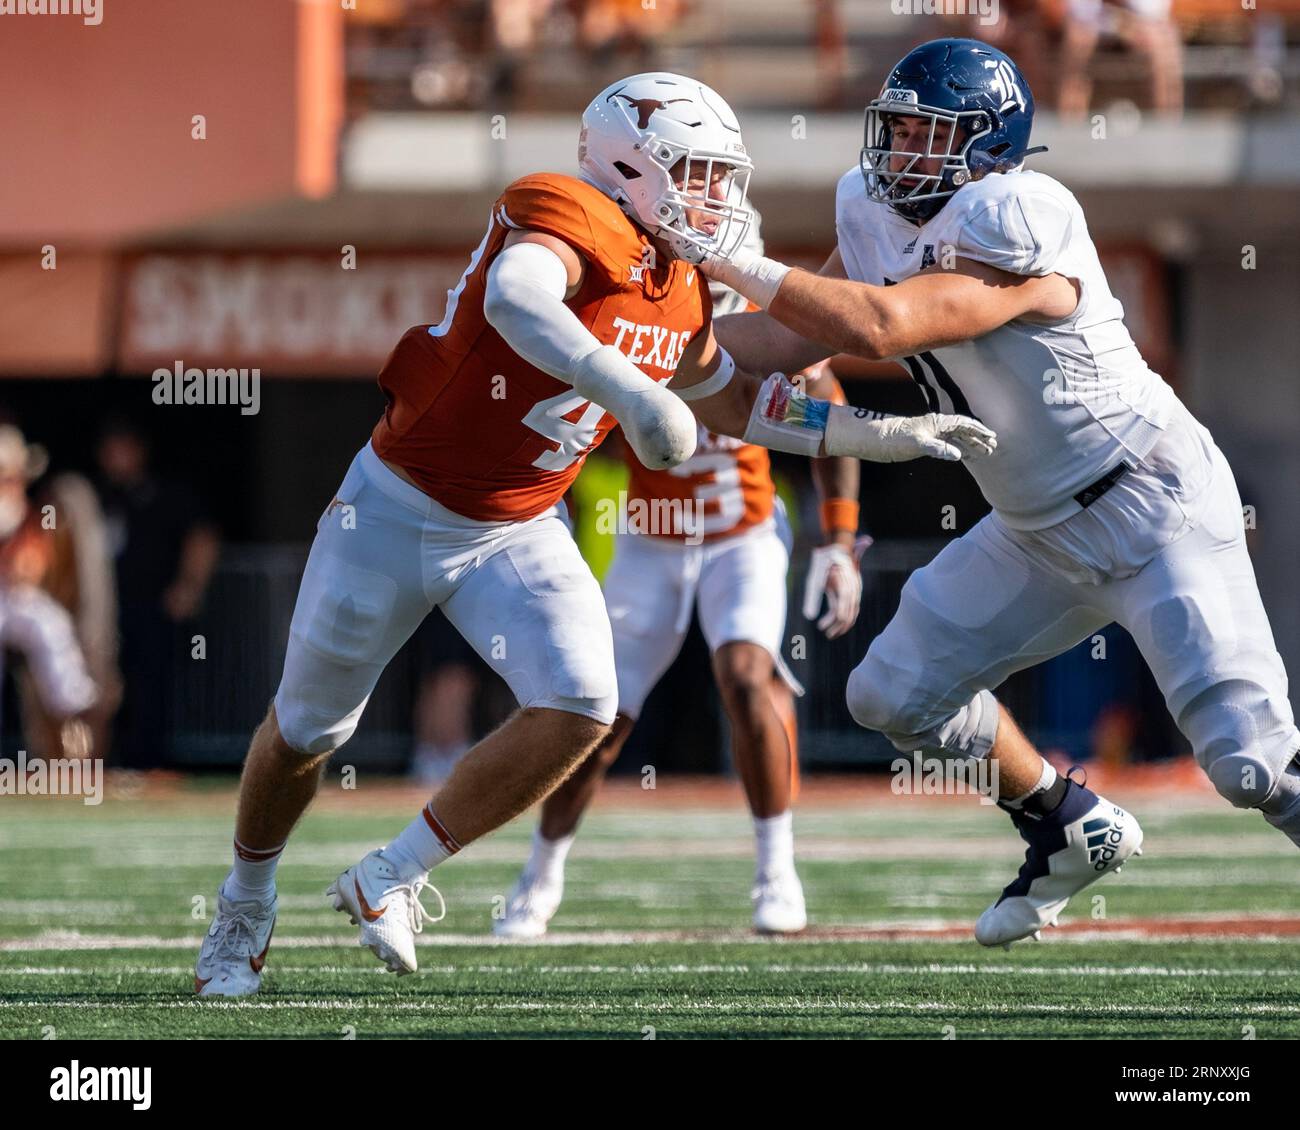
[1083,810,1126,871]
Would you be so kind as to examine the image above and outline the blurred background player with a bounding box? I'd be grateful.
[408,607,512,786]
[494,216,864,938]
[0,425,98,759]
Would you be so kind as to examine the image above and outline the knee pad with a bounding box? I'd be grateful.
[1180,680,1300,810]
[845,656,905,735]
[847,658,999,760]
[272,692,358,757]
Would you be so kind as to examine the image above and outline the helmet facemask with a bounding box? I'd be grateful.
[578,72,755,264]
[860,102,992,222]
[633,138,754,264]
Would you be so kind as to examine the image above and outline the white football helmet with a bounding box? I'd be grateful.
[579,72,754,264]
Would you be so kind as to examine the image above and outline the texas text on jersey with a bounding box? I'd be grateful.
[371,172,710,523]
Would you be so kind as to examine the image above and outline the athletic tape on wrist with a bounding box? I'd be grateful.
[742,372,830,457]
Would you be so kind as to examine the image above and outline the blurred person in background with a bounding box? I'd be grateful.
[1053,0,1184,118]
[409,608,513,786]
[946,0,1054,106]
[24,455,119,762]
[95,419,220,768]
[487,0,556,98]
[573,0,687,63]
[0,425,98,759]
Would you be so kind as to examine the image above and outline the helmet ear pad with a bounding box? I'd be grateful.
[963,109,1031,178]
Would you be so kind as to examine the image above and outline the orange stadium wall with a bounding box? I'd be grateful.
[0,0,342,374]
[0,0,342,244]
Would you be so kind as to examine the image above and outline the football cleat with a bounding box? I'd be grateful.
[975,780,1143,947]
[194,881,277,997]
[492,868,563,940]
[327,848,444,975]
[752,869,808,935]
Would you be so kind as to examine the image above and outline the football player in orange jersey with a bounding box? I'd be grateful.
[195,72,995,995]
[494,218,864,938]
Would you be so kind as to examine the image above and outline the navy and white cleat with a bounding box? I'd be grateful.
[975,780,1143,948]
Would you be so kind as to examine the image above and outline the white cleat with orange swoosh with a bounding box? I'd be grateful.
[194,881,277,997]
[327,848,445,975]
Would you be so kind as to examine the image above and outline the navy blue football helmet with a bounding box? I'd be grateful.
[860,38,1046,222]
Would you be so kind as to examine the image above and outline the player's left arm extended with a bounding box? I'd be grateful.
[705,252,1078,362]
[667,323,996,464]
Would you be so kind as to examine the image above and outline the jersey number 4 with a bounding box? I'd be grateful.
[524,392,607,471]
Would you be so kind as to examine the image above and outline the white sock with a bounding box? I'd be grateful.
[754,811,795,879]
[226,838,286,902]
[1004,759,1058,809]
[528,827,575,884]
[385,802,462,881]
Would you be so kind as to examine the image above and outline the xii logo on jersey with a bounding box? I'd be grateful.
[629,245,656,283]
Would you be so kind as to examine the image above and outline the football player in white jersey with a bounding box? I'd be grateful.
[704,37,1300,946]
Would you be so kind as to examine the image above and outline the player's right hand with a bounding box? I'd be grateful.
[568,344,699,470]
[624,381,699,469]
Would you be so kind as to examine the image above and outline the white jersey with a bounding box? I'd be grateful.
[835,167,1176,530]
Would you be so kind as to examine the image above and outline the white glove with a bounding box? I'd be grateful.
[825,407,997,463]
[802,536,871,639]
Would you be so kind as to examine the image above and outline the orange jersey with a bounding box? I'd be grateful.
[623,424,775,542]
[371,173,710,523]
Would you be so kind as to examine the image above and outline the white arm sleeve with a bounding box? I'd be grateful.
[482,241,600,376]
[482,240,697,469]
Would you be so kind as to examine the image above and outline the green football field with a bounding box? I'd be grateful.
[3,776,1299,1039]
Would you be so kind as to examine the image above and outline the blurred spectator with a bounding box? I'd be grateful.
[572,0,687,61]
[813,0,848,108]
[488,0,559,98]
[23,466,119,762]
[95,420,220,768]
[948,0,1053,108]
[1053,0,1184,119]
[0,426,98,759]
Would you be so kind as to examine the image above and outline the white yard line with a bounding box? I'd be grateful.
[4,998,1300,1016]
[1,962,1298,977]
[5,915,1300,952]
